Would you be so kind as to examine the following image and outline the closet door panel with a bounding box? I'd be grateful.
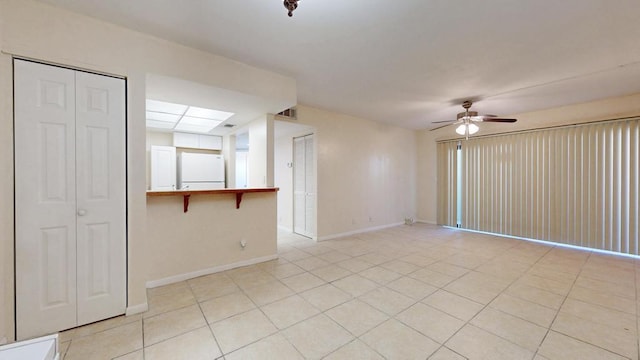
[293,134,315,238]
[75,71,126,325]
[15,60,78,340]
[15,61,127,339]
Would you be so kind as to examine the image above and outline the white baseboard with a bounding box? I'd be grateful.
[126,303,148,316]
[417,219,437,225]
[145,254,279,289]
[449,226,640,260]
[317,222,404,242]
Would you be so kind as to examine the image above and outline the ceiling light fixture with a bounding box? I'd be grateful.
[430,101,517,139]
[284,0,299,17]
[455,123,479,137]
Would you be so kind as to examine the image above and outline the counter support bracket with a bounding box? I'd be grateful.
[183,194,191,213]
[236,193,243,209]
[184,193,241,212]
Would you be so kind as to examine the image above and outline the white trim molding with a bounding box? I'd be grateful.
[447,226,640,260]
[417,219,437,225]
[145,254,279,289]
[317,222,404,242]
[125,303,148,316]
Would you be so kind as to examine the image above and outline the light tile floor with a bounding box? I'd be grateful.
[59,224,640,359]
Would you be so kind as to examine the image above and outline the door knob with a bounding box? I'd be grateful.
[77,209,87,216]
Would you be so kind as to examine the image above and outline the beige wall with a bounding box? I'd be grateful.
[295,105,418,239]
[417,93,640,224]
[0,0,295,341]
[146,193,277,284]
[244,116,275,188]
[225,114,274,188]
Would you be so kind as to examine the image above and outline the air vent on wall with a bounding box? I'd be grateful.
[276,107,297,120]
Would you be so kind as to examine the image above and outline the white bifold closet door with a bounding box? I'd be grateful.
[14,60,126,340]
[293,134,315,238]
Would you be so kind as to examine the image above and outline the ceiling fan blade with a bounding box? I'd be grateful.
[430,123,457,131]
[480,117,517,123]
[431,120,457,124]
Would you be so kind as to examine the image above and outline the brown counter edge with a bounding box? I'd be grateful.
[146,188,280,213]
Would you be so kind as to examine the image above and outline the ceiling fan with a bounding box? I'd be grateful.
[430,101,517,139]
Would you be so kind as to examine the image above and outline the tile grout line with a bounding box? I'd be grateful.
[222,264,306,359]
[282,237,443,358]
[417,241,556,358]
[531,249,628,359]
[124,225,640,359]
[189,279,227,359]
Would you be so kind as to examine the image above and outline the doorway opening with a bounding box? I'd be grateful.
[235,132,249,188]
[274,121,316,243]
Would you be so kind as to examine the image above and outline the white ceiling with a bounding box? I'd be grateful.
[38,0,640,129]
[146,74,286,135]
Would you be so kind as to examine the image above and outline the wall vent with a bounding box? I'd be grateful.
[276,107,297,120]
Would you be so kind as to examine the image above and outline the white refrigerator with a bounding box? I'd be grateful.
[178,152,225,190]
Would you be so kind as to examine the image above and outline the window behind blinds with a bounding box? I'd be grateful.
[438,117,640,255]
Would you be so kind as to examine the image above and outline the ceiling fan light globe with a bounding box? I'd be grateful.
[455,123,480,136]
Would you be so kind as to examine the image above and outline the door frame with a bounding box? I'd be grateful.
[292,133,316,239]
[12,57,129,337]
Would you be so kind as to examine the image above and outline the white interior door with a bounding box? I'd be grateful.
[15,60,78,339]
[151,146,177,190]
[15,60,126,339]
[74,71,126,326]
[293,134,315,238]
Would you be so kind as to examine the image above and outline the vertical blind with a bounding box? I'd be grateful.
[436,141,458,226]
[437,117,640,255]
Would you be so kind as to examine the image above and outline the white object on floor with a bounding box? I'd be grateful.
[0,334,58,360]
